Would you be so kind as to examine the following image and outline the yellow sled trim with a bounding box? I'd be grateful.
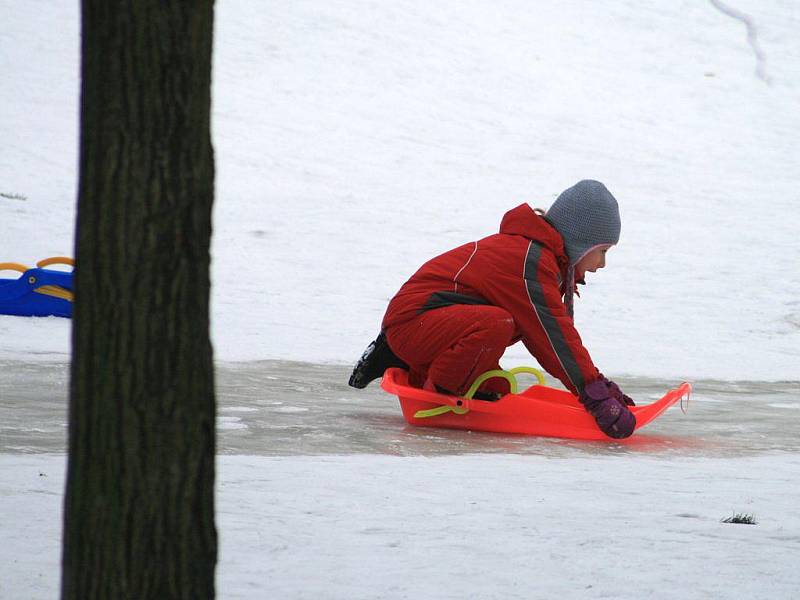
[34,285,74,302]
[37,256,75,268]
[414,366,547,419]
[0,262,31,273]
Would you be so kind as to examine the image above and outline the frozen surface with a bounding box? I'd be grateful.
[1,1,799,380]
[3,452,800,600]
[3,360,799,458]
[2,360,800,599]
[2,1,799,598]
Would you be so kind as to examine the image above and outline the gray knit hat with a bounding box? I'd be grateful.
[546,180,621,266]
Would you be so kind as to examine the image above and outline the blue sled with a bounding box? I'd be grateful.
[0,258,74,318]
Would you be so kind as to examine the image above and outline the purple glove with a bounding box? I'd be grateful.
[603,377,635,406]
[580,379,636,439]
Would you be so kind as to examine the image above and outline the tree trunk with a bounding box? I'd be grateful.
[63,2,217,599]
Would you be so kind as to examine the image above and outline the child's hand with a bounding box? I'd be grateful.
[604,377,635,406]
[580,379,636,438]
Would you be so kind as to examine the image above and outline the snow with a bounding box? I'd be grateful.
[3,453,800,599]
[1,1,799,598]
[2,0,799,381]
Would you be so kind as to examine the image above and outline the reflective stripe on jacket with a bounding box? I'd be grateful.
[382,203,600,395]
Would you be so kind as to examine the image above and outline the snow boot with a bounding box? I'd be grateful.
[348,331,409,388]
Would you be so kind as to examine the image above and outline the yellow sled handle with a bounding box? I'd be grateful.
[465,366,546,398]
[413,404,470,418]
[0,262,31,273]
[465,369,519,398]
[37,256,75,268]
[508,366,546,386]
[414,366,547,419]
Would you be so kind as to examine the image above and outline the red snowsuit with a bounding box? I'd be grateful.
[382,204,601,396]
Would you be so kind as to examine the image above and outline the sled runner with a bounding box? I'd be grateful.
[0,257,74,318]
[381,366,691,440]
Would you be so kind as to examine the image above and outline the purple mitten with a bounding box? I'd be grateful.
[604,377,635,406]
[580,379,636,439]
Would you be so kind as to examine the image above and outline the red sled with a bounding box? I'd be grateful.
[381,367,691,440]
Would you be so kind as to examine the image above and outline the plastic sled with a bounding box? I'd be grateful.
[0,257,74,318]
[381,367,691,440]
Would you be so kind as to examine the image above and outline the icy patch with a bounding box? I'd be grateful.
[218,416,247,430]
[4,454,800,599]
[273,406,309,413]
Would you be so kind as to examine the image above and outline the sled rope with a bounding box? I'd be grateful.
[680,385,691,414]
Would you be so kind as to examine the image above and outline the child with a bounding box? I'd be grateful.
[349,179,636,439]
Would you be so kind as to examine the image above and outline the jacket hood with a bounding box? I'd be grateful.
[499,203,568,267]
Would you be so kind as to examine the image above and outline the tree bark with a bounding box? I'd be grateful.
[63,2,217,599]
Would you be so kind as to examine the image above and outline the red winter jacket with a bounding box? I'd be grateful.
[382,203,601,395]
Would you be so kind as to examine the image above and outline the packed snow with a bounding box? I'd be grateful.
[4,452,800,599]
[1,0,799,598]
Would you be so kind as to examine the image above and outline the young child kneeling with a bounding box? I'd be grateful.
[350,179,636,439]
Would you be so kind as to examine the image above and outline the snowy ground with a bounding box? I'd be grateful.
[1,0,799,380]
[4,452,800,600]
[2,361,800,599]
[4,361,799,458]
[1,1,799,598]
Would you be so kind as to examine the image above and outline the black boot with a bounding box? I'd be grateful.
[348,331,408,389]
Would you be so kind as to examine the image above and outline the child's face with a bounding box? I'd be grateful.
[576,245,612,280]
